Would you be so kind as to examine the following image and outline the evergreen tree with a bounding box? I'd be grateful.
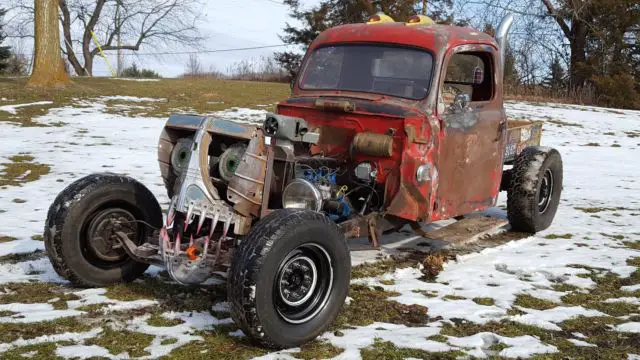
[542,57,565,91]
[275,0,453,80]
[483,23,518,86]
[0,8,12,73]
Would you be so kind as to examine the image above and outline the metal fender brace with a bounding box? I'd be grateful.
[116,117,252,285]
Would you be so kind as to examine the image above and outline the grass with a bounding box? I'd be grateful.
[560,271,640,316]
[0,235,17,243]
[165,329,266,359]
[427,334,449,342]
[546,119,583,128]
[0,342,72,360]
[105,276,226,312]
[332,284,429,329]
[292,340,344,359]
[0,250,45,264]
[623,241,640,250]
[600,232,625,240]
[472,297,495,306]
[0,77,289,126]
[360,338,465,360]
[544,233,574,239]
[350,254,421,279]
[147,313,185,327]
[0,154,51,187]
[512,294,558,310]
[86,327,154,358]
[0,317,91,343]
[0,282,79,305]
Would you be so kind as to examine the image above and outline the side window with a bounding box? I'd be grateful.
[441,52,494,108]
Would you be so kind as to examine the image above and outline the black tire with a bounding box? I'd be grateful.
[228,209,350,348]
[507,147,563,233]
[44,173,162,287]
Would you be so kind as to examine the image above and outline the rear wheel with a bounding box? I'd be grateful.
[228,209,350,348]
[507,147,563,232]
[44,173,162,287]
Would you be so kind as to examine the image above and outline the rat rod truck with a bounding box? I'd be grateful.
[44,13,562,348]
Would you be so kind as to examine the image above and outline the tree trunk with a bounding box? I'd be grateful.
[568,22,588,90]
[27,0,70,87]
[59,0,87,76]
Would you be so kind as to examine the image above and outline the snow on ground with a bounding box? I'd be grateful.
[0,97,638,358]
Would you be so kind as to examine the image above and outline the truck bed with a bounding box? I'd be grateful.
[504,119,543,164]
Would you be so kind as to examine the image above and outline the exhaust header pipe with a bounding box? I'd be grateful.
[495,13,514,78]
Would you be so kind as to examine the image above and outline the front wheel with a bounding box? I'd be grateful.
[507,147,563,232]
[44,173,162,287]
[228,209,350,348]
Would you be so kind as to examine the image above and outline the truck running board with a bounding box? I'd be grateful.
[411,216,508,245]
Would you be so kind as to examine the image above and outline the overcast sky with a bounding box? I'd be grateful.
[90,0,320,77]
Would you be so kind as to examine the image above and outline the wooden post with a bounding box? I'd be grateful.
[423,0,427,15]
[27,0,70,88]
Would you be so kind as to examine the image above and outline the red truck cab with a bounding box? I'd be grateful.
[277,18,509,224]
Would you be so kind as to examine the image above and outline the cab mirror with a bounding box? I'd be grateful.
[473,66,484,84]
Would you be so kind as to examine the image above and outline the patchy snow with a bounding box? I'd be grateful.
[616,322,640,333]
[447,332,558,358]
[567,338,597,347]
[0,303,82,323]
[0,99,638,359]
[509,306,606,331]
[603,297,640,305]
[111,78,161,82]
[123,311,233,359]
[622,284,640,292]
[57,344,115,359]
[0,328,102,354]
[97,95,166,102]
[66,288,157,313]
[0,101,53,114]
[320,322,450,359]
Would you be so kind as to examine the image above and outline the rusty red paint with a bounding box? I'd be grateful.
[278,23,505,224]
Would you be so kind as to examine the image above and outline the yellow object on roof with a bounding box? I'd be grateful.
[406,15,435,26]
[366,12,395,24]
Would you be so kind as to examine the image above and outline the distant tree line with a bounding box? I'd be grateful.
[0,8,28,76]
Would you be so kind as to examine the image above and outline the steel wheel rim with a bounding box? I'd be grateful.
[274,243,333,324]
[538,169,554,213]
[84,207,137,267]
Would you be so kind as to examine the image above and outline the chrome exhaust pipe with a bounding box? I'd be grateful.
[495,13,514,78]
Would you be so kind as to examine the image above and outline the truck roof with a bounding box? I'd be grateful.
[311,23,498,54]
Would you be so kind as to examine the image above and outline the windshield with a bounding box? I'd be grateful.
[299,44,433,100]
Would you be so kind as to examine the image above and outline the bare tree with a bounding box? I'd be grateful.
[27,0,69,87]
[459,0,601,89]
[6,0,204,76]
[184,53,202,75]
